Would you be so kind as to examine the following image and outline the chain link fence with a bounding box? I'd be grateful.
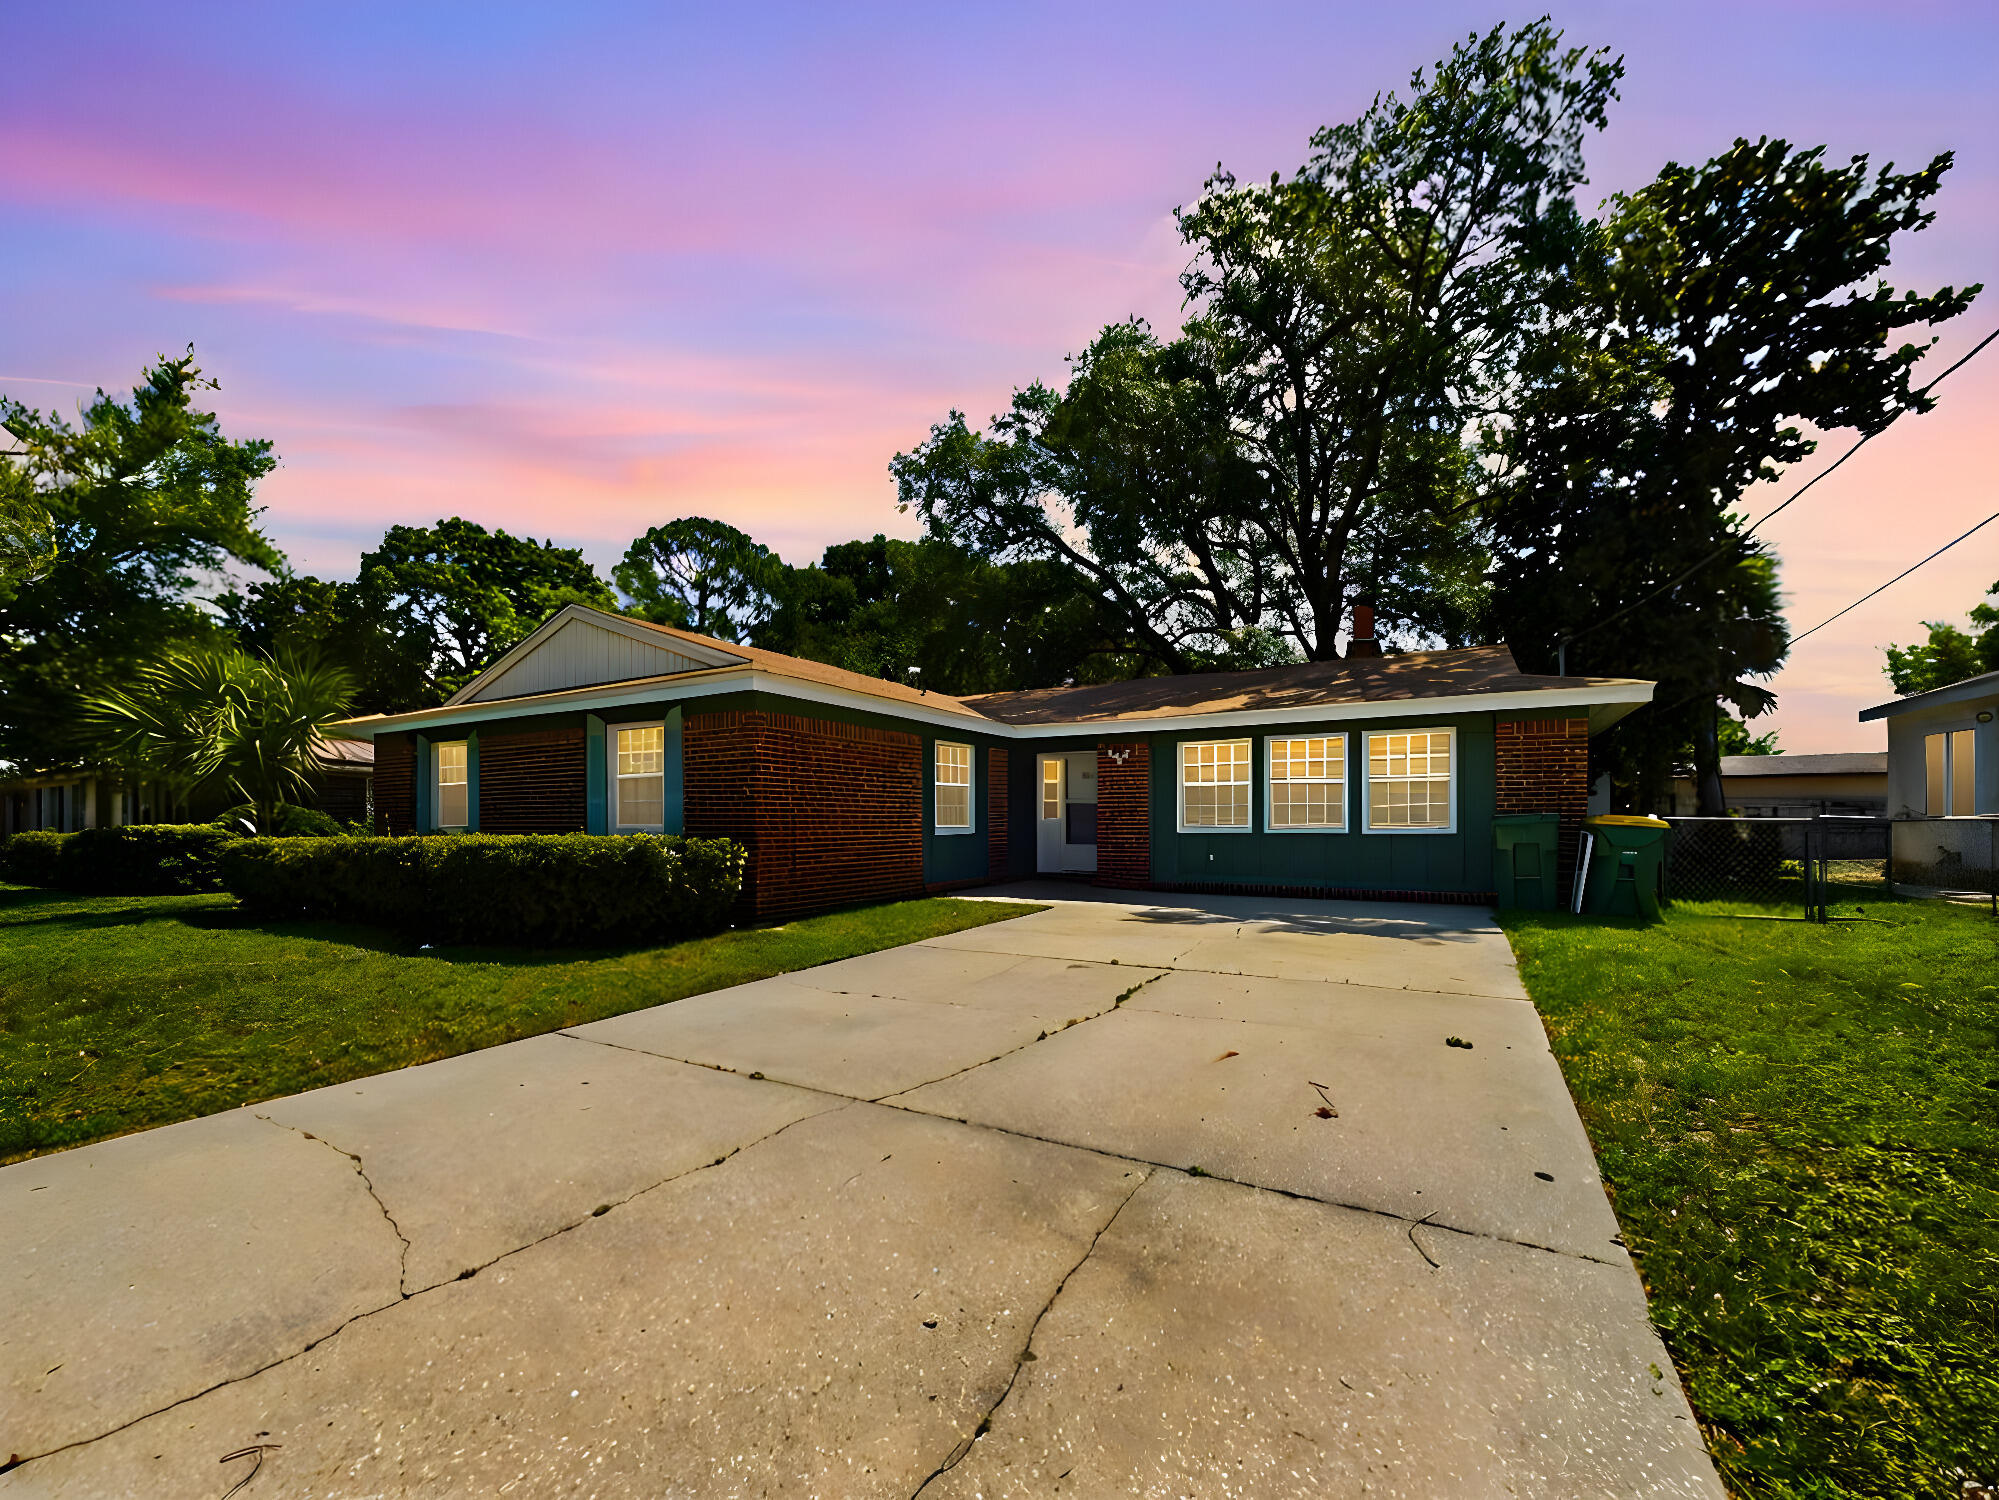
[1659,815,1996,921]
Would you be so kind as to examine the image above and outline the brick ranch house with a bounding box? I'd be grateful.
[336,604,1654,919]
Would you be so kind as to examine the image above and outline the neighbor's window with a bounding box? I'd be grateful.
[1926,729,1977,816]
[1366,729,1454,831]
[1179,739,1252,830]
[1041,758,1063,820]
[614,723,666,830]
[935,741,973,832]
[1267,735,1346,831]
[435,741,469,829]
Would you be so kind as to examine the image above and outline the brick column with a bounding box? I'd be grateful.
[986,748,1009,878]
[374,734,417,835]
[1094,741,1152,889]
[1495,718,1590,889]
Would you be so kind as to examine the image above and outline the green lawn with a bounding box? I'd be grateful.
[0,884,1041,1164]
[1501,897,1999,1499]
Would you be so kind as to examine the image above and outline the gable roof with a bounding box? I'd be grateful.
[964,645,1649,728]
[447,608,746,706]
[336,606,1652,739]
[615,613,990,721]
[1859,668,1999,722]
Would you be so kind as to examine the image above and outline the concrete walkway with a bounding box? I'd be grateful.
[2,886,1722,1498]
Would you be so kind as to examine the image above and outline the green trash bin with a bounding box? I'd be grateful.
[1582,814,1670,919]
[1493,812,1561,910]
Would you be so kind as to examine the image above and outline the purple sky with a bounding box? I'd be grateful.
[5,2,1995,749]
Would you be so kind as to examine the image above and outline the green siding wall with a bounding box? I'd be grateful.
[1137,713,1498,895]
[922,730,992,885]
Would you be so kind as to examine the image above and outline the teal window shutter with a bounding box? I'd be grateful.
[586,715,607,833]
[663,707,684,834]
[414,735,431,832]
[466,733,480,832]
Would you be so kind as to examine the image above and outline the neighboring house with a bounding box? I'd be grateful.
[1860,669,1999,889]
[336,604,1652,918]
[1666,752,1889,818]
[0,739,375,835]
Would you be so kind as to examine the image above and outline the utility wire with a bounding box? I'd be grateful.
[1789,507,1999,644]
[1557,322,1999,665]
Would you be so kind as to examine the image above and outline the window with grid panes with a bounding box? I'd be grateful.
[1179,739,1252,830]
[935,742,972,831]
[614,724,666,830]
[1267,735,1345,830]
[1365,729,1453,830]
[435,741,469,829]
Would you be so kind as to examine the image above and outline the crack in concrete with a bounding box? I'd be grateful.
[924,941,1530,1003]
[909,1168,1153,1498]
[254,1114,412,1298]
[556,1028,1620,1268]
[869,971,1166,1103]
[3,1103,850,1478]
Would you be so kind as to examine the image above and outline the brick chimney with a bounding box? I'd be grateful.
[1348,601,1383,658]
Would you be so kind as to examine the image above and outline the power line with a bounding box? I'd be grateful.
[1790,507,1999,644]
[1732,324,1999,543]
[1557,322,1999,667]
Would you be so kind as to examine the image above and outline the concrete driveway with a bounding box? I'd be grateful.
[2,885,1722,1498]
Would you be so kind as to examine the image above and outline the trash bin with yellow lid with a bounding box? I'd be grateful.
[1581,814,1669,919]
[1493,812,1561,910]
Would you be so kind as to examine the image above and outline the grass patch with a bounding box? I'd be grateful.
[0,885,1042,1163]
[1500,898,1999,1498]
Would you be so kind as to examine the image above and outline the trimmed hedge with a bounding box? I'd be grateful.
[214,803,351,837]
[220,833,746,947]
[0,825,238,894]
[0,830,67,888]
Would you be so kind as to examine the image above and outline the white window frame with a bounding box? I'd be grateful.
[1362,727,1458,836]
[934,740,975,834]
[608,719,668,833]
[433,740,470,830]
[1926,729,1978,817]
[1176,738,1254,834]
[1265,734,1348,833]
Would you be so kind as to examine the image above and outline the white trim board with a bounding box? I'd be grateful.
[340,672,1650,743]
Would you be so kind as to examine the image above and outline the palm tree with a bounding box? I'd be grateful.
[86,643,354,834]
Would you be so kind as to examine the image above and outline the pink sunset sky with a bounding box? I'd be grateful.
[4,2,1994,750]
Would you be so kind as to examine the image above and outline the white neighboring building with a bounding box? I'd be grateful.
[1860,668,1998,890]
[1666,752,1888,818]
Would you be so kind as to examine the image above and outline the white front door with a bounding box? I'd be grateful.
[1036,752,1098,873]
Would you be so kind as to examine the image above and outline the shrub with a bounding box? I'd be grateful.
[61,825,238,894]
[2,825,238,894]
[213,802,349,837]
[0,830,68,887]
[221,833,746,947]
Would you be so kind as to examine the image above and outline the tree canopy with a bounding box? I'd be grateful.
[1486,138,1978,808]
[352,519,615,702]
[1884,580,1999,694]
[896,21,1619,668]
[614,517,783,641]
[757,533,1133,694]
[0,352,282,769]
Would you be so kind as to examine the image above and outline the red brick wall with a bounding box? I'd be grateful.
[374,735,416,835]
[1496,718,1591,887]
[478,727,586,834]
[987,748,1009,878]
[684,709,925,920]
[1094,741,1151,889]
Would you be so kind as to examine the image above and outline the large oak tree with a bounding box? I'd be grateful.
[896,21,1620,667]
